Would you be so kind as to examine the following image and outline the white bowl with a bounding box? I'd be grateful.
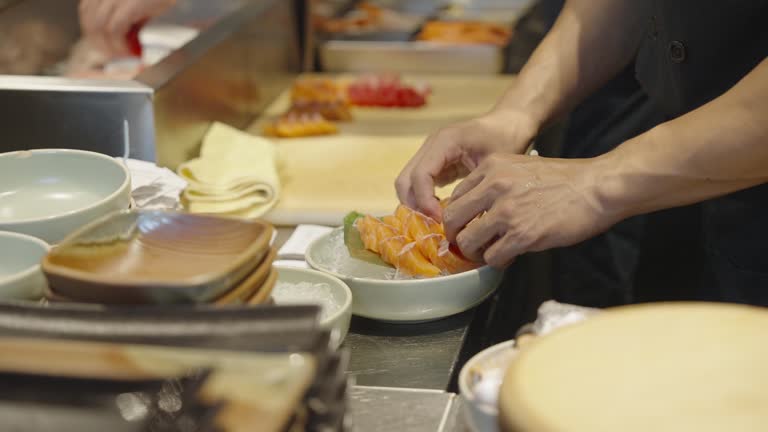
[273,265,353,349]
[0,231,50,300]
[459,340,518,432]
[306,227,503,322]
[0,149,131,244]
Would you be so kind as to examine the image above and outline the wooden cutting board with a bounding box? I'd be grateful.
[248,74,515,226]
[498,302,768,432]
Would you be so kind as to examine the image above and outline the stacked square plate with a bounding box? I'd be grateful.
[5,210,350,430]
[40,210,277,306]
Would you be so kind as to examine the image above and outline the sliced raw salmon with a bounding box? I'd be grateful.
[356,215,400,254]
[353,206,475,277]
[395,205,444,239]
[381,215,402,231]
[417,234,479,274]
[395,205,478,274]
[378,235,441,278]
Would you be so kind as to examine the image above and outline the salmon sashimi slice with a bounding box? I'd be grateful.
[381,215,402,231]
[395,205,479,274]
[354,206,474,277]
[356,215,400,254]
[395,205,444,240]
[416,233,480,274]
[378,235,441,278]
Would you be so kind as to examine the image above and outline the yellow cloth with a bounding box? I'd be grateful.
[177,122,280,218]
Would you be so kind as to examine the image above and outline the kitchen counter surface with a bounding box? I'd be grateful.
[348,386,469,432]
[275,227,485,391]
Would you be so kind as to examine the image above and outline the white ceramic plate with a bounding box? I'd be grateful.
[273,265,352,348]
[306,227,503,322]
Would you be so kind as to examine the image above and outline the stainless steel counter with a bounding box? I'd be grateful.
[344,312,475,390]
[348,386,470,432]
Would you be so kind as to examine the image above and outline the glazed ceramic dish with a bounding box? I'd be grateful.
[0,149,131,244]
[272,265,353,348]
[0,232,49,300]
[249,268,278,306]
[47,248,278,306]
[459,340,518,432]
[214,248,276,306]
[42,210,274,304]
[306,227,502,322]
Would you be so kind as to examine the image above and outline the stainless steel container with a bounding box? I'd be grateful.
[317,0,536,75]
[0,0,303,169]
[321,40,505,75]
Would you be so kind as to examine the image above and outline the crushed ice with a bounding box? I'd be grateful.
[272,281,341,321]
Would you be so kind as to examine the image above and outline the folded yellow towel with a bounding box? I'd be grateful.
[177,122,280,218]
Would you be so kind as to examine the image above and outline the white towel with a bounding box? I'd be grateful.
[177,122,280,218]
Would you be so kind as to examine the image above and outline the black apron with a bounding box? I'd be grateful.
[635,0,768,305]
[553,64,664,308]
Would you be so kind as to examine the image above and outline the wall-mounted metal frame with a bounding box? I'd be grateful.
[0,0,303,168]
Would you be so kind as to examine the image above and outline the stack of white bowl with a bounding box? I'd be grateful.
[0,149,131,301]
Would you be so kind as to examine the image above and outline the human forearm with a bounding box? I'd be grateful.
[494,0,650,134]
[595,59,768,220]
[396,1,651,218]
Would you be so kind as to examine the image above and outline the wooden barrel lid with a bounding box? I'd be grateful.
[499,302,768,432]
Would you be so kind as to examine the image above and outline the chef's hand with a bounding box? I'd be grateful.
[443,153,619,269]
[395,110,539,221]
[79,0,176,55]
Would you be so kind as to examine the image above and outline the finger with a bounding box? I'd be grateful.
[483,232,524,269]
[94,0,117,33]
[78,0,101,33]
[411,168,441,220]
[434,161,468,187]
[443,178,494,242]
[102,33,129,57]
[450,168,484,203]
[105,3,136,53]
[395,135,433,204]
[454,214,501,262]
[410,141,462,219]
[405,189,418,214]
[395,155,420,205]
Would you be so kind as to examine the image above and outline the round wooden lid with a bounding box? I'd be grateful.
[499,302,768,432]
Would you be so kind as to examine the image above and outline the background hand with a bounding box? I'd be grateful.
[79,0,176,56]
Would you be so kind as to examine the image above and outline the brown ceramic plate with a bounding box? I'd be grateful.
[215,248,276,306]
[44,288,72,303]
[48,248,277,306]
[248,268,278,305]
[41,210,274,304]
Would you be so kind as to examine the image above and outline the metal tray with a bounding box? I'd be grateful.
[437,6,531,25]
[317,0,537,75]
[320,40,505,74]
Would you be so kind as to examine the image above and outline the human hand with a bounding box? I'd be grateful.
[443,153,619,269]
[79,0,176,55]
[395,110,539,221]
